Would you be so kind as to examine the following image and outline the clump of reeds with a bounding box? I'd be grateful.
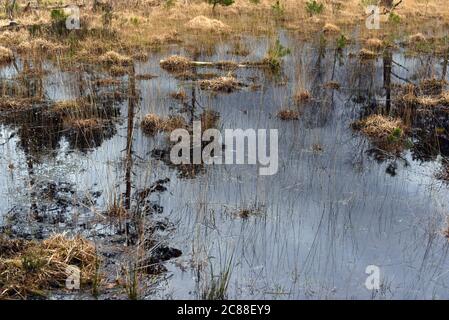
[0,30,29,47]
[294,89,311,103]
[141,113,187,135]
[109,65,129,76]
[359,48,377,60]
[0,97,43,111]
[322,23,340,35]
[409,33,427,44]
[170,89,187,101]
[17,38,64,54]
[419,78,447,95]
[352,114,408,152]
[52,99,91,115]
[277,109,300,120]
[141,114,163,135]
[352,114,405,140]
[160,55,192,72]
[0,234,99,299]
[366,38,384,50]
[198,76,244,93]
[99,51,133,66]
[0,46,13,65]
[185,15,231,34]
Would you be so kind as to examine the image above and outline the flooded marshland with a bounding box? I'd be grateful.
[1,31,449,299]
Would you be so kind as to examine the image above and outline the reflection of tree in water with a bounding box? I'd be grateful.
[0,59,124,159]
[151,51,220,179]
[354,48,449,165]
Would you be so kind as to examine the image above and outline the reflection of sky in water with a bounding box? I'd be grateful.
[0,33,448,299]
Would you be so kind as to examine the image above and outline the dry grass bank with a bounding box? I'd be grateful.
[0,0,447,63]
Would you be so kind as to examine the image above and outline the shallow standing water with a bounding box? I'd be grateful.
[1,32,449,299]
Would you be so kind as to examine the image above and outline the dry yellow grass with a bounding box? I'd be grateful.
[0,46,13,64]
[141,114,188,135]
[0,234,98,299]
[409,33,427,44]
[52,99,91,115]
[366,38,384,50]
[160,55,192,72]
[141,113,163,135]
[324,81,341,89]
[322,23,341,35]
[185,15,231,34]
[353,114,404,140]
[99,51,133,66]
[199,76,244,92]
[0,97,43,111]
[170,89,187,101]
[359,48,377,60]
[294,90,311,103]
[17,38,65,54]
[441,92,449,105]
[0,30,30,47]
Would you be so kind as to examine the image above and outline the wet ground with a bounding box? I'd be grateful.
[1,31,449,299]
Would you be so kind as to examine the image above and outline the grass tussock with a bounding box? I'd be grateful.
[359,48,377,60]
[17,38,65,54]
[409,33,427,44]
[322,23,340,35]
[277,108,299,120]
[366,38,384,50]
[0,30,30,47]
[396,79,449,108]
[324,81,341,89]
[419,78,446,95]
[294,90,311,103]
[99,51,133,66]
[109,65,129,77]
[0,234,98,299]
[0,97,43,111]
[52,99,91,115]
[0,46,14,65]
[198,76,244,93]
[170,89,187,101]
[160,55,192,72]
[141,113,187,135]
[352,114,408,151]
[185,16,231,34]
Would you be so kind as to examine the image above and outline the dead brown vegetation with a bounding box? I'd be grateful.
[198,76,244,93]
[141,113,187,135]
[277,109,299,120]
[0,46,13,64]
[0,234,98,299]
